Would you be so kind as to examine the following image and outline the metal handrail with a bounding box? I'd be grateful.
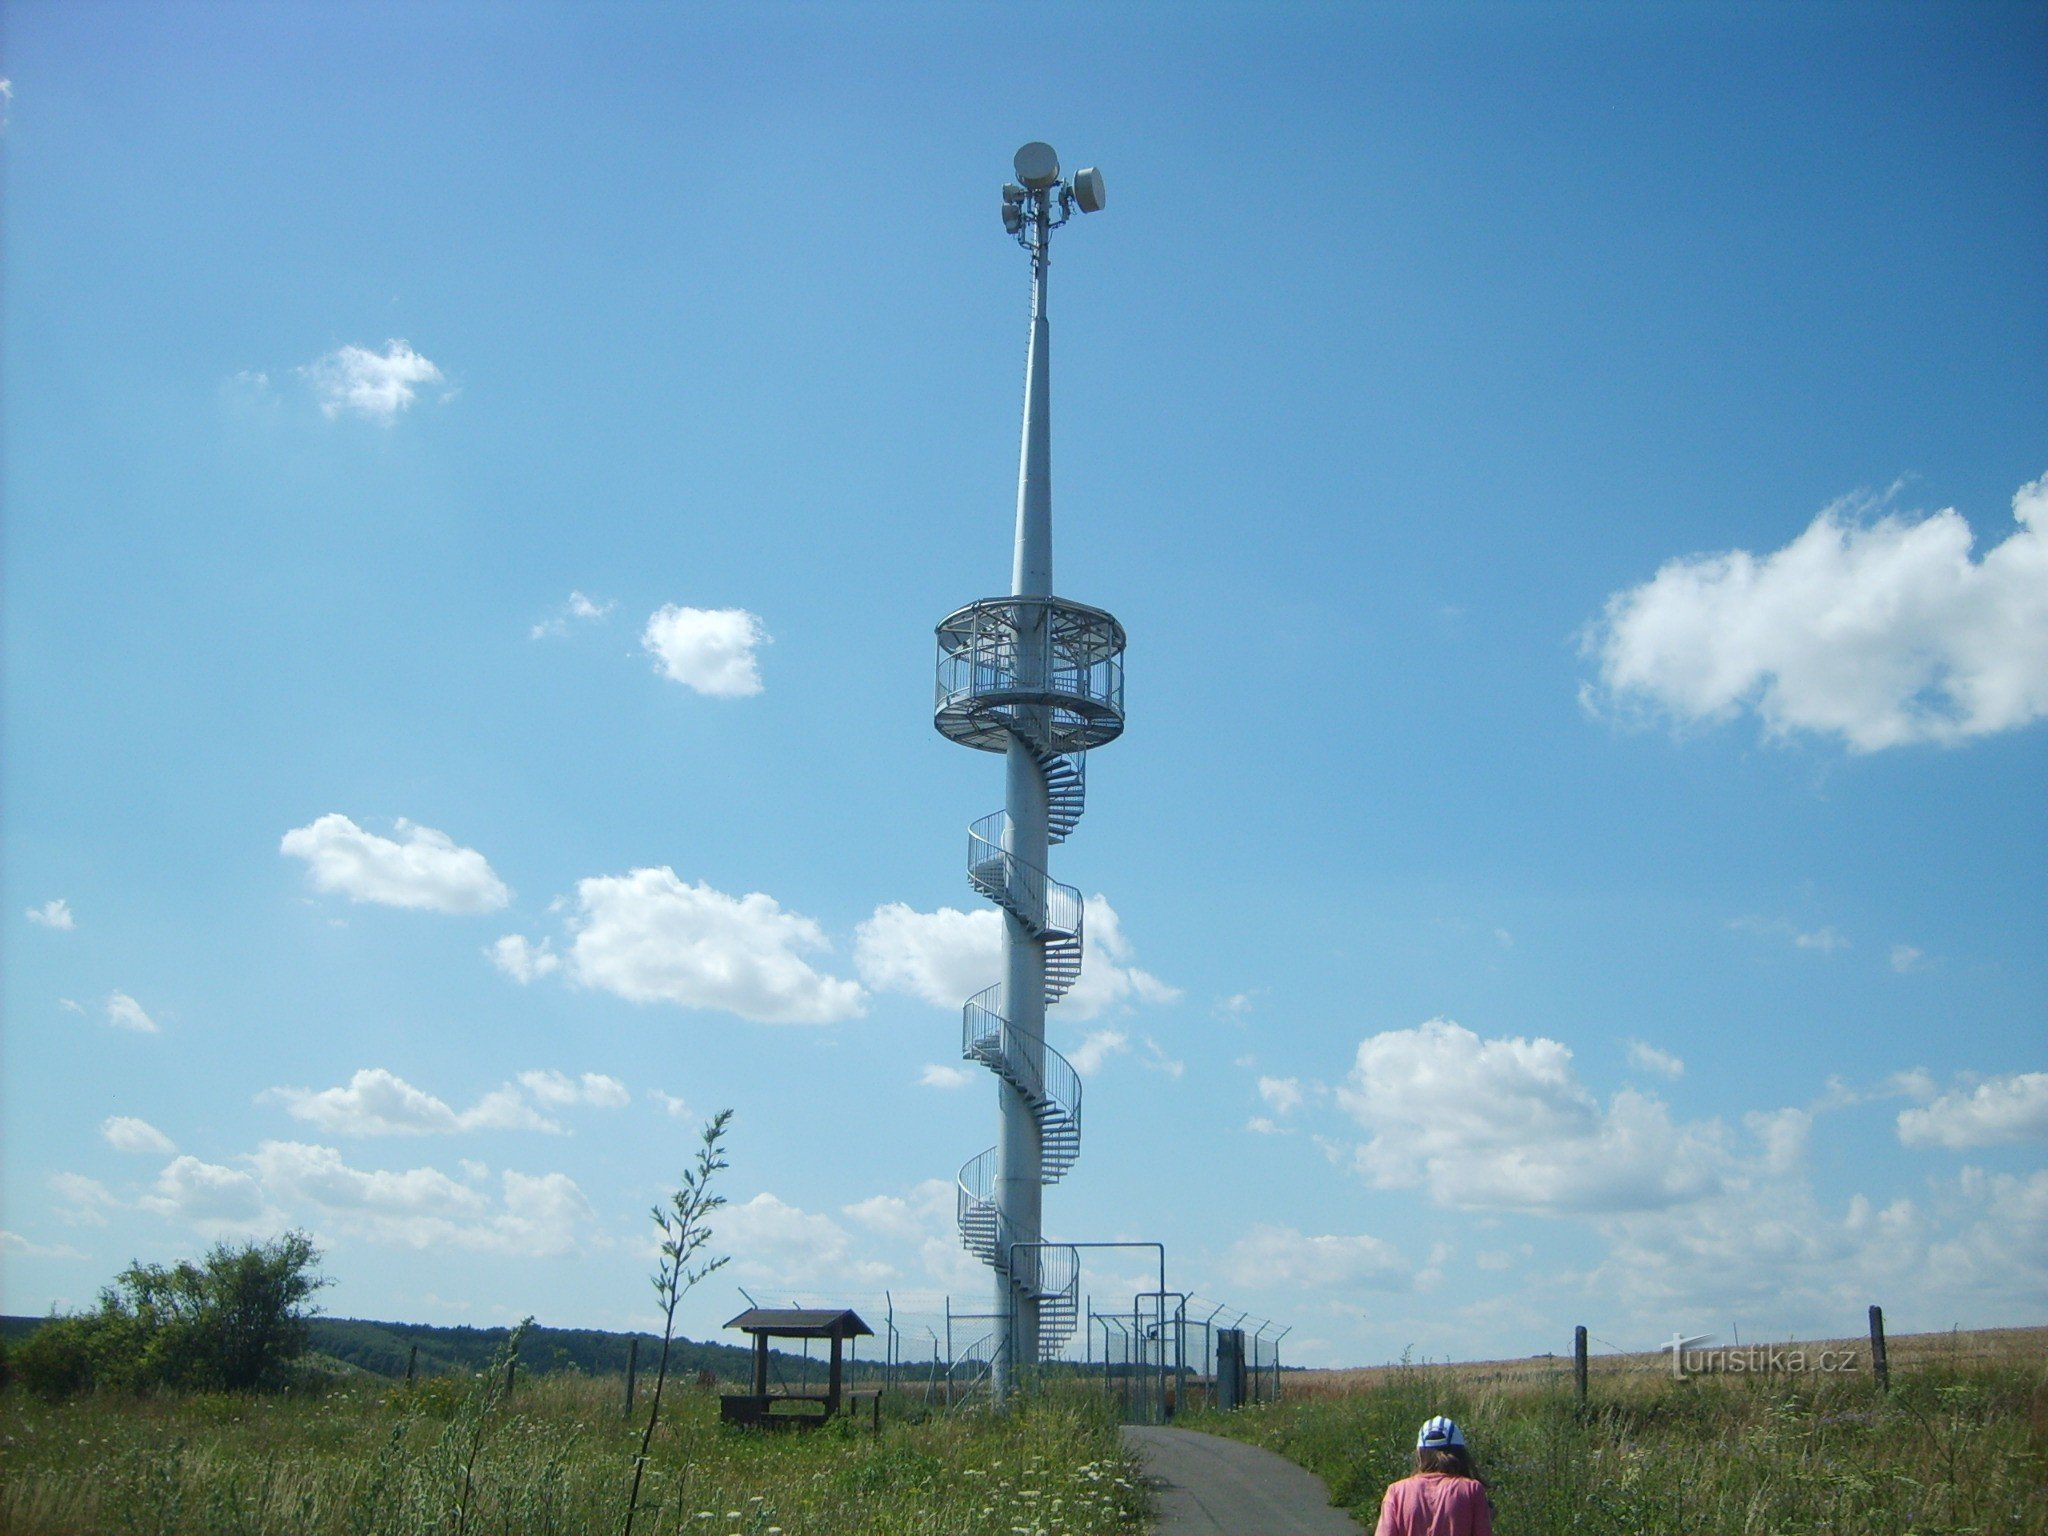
[967,814,1083,937]
[935,597,1126,728]
[962,986,1083,1175]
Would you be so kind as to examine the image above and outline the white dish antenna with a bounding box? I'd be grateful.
[1071,167,1105,213]
[1013,141,1060,190]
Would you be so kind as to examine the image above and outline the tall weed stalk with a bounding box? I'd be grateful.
[623,1109,731,1536]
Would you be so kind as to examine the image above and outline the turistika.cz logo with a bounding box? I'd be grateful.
[1661,1333,1862,1379]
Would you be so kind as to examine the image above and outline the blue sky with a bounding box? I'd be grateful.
[4,1,2043,1368]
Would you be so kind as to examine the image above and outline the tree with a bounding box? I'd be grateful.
[12,1232,327,1397]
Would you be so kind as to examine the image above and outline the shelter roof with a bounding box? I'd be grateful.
[723,1307,874,1339]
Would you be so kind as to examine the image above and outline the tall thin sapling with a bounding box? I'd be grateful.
[623,1108,732,1536]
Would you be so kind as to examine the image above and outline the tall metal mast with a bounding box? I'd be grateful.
[934,143,1121,1403]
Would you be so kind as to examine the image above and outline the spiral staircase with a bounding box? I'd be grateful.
[935,596,1125,1362]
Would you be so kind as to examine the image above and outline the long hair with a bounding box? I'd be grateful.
[1415,1445,1476,1478]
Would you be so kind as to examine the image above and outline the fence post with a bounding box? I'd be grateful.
[406,1343,417,1383]
[1573,1325,1588,1409]
[1868,1305,1889,1393]
[624,1336,639,1417]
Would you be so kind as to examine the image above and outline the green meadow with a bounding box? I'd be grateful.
[1182,1329,2048,1535]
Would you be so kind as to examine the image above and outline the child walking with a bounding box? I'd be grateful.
[1374,1416,1493,1536]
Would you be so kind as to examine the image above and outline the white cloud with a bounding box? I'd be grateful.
[302,339,446,422]
[0,1231,88,1261]
[641,606,770,697]
[1890,944,1924,974]
[1334,1018,1728,1214]
[517,1069,629,1109]
[1062,897,1182,1019]
[838,1179,983,1292]
[530,590,615,639]
[1589,1161,2048,1334]
[1258,1076,1305,1114]
[26,898,74,929]
[718,1191,893,1285]
[854,894,1176,1022]
[1245,1116,1287,1136]
[1139,1037,1186,1079]
[918,1063,976,1089]
[1068,1029,1129,1076]
[50,1173,118,1227]
[566,867,863,1024]
[1897,1073,2048,1150]
[232,1141,596,1255]
[140,1156,275,1232]
[282,814,511,913]
[59,998,85,1014]
[1625,1041,1686,1079]
[1221,1223,1411,1293]
[1794,926,1850,953]
[101,1116,176,1155]
[648,1089,693,1119]
[1582,473,2048,751]
[260,1068,563,1136]
[488,934,561,982]
[105,991,160,1033]
[855,903,999,1004]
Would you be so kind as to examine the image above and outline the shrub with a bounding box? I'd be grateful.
[13,1231,327,1398]
[12,1314,99,1400]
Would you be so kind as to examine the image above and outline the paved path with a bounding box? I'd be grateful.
[1122,1425,1368,1535]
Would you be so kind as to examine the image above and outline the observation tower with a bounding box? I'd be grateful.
[934,142,1124,1401]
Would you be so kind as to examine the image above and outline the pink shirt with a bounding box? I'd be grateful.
[1374,1472,1494,1536]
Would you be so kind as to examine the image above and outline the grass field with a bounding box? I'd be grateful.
[1183,1326,2048,1534]
[0,1368,1148,1536]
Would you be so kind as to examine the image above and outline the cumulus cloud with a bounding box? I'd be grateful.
[1890,945,1924,974]
[566,867,863,1024]
[718,1192,893,1285]
[1335,1018,1728,1214]
[517,1069,629,1109]
[1582,474,2048,750]
[918,1063,976,1089]
[1068,1030,1128,1076]
[1897,1073,2048,1150]
[641,606,770,696]
[1221,1223,1411,1293]
[102,1117,176,1155]
[138,1156,275,1232]
[0,1231,88,1261]
[282,814,511,913]
[855,903,999,1005]
[1625,1041,1686,1079]
[105,991,160,1033]
[260,1067,580,1136]
[854,894,1175,1021]
[1589,1161,2048,1332]
[51,1172,119,1227]
[125,1142,599,1255]
[1258,1076,1306,1114]
[302,339,446,422]
[530,591,615,639]
[488,934,560,982]
[26,898,74,929]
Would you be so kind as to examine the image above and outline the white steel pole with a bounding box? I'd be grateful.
[994,182,1053,1402]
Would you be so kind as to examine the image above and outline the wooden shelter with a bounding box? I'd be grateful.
[720,1307,876,1428]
